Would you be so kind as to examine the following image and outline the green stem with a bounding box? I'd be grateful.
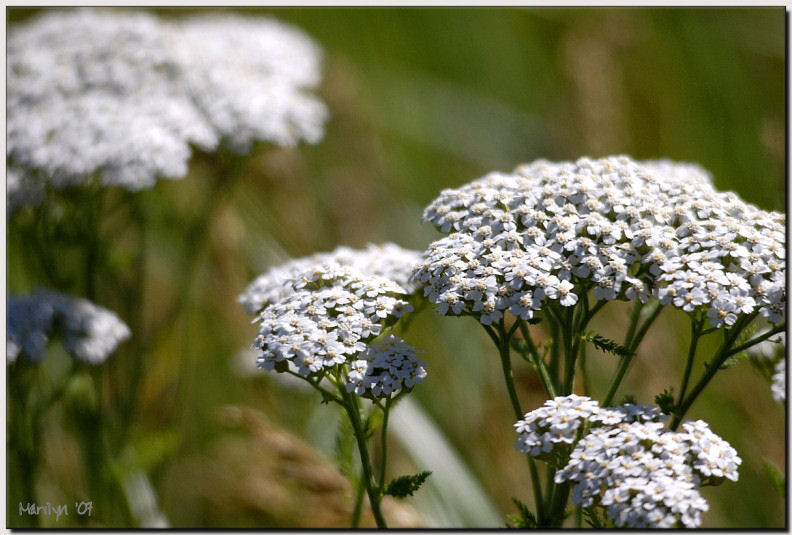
[341,389,387,528]
[516,322,557,398]
[602,301,663,406]
[584,299,608,325]
[723,322,786,357]
[579,343,590,397]
[351,467,366,528]
[378,399,392,490]
[676,316,704,408]
[547,314,562,389]
[554,300,591,526]
[630,301,664,351]
[482,323,501,348]
[562,297,605,395]
[290,372,344,406]
[549,483,571,527]
[562,305,575,394]
[623,301,644,350]
[543,466,556,517]
[496,320,527,418]
[493,320,545,525]
[670,314,757,430]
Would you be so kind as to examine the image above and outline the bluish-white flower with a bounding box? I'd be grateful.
[346,335,426,399]
[7,289,131,364]
[514,395,740,528]
[513,395,664,460]
[557,421,710,528]
[7,9,327,208]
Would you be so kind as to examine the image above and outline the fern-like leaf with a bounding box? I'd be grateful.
[580,331,634,358]
[383,471,432,499]
[505,498,537,528]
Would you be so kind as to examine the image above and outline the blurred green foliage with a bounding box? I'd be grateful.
[7,7,785,528]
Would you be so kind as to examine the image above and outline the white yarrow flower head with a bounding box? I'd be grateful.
[239,243,423,315]
[513,394,665,460]
[413,156,786,327]
[345,335,427,399]
[557,421,710,528]
[7,290,131,364]
[7,9,328,209]
[515,395,740,528]
[168,14,327,150]
[250,259,418,384]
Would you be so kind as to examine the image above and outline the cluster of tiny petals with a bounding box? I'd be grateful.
[7,289,131,364]
[413,156,785,327]
[346,335,427,399]
[513,394,665,458]
[253,266,413,379]
[678,420,741,484]
[557,422,709,528]
[514,395,741,528]
[167,14,327,150]
[7,9,327,207]
[240,243,422,315]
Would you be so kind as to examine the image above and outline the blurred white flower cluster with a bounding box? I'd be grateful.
[240,243,422,314]
[243,245,425,397]
[515,395,741,528]
[7,289,131,364]
[771,359,785,402]
[7,9,327,210]
[412,156,785,327]
[746,329,786,402]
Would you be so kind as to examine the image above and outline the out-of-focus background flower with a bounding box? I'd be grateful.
[7,7,785,528]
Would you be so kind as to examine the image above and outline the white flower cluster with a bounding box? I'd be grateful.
[168,14,326,151]
[514,394,665,459]
[240,243,422,315]
[7,290,131,364]
[250,256,420,386]
[413,156,785,327]
[7,9,327,207]
[346,335,427,399]
[514,395,741,528]
[772,359,785,403]
[746,329,786,402]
